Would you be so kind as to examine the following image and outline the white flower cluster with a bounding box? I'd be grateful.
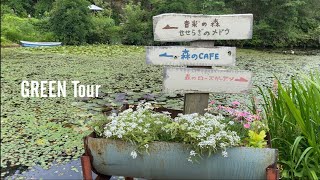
[174,113,240,160]
[103,103,240,161]
[104,102,169,138]
[104,102,172,159]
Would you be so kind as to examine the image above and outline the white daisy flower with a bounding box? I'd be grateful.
[130,150,137,159]
[222,150,228,157]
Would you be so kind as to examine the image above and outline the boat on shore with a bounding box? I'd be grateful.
[20,41,62,47]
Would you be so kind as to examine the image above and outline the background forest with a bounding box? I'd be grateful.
[1,0,320,179]
[1,0,320,47]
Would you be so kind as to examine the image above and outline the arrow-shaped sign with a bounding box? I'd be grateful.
[235,77,248,82]
[163,67,252,94]
[162,25,178,29]
[153,13,253,42]
[146,46,236,66]
[159,52,174,58]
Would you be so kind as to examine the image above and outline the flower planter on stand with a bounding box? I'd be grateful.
[81,132,279,180]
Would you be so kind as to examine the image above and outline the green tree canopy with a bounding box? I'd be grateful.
[49,0,91,45]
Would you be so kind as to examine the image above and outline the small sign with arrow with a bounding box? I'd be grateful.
[153,13,253,42]
[163,67,252,94]
[146,46,236,66]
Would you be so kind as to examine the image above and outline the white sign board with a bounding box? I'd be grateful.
[153,13,253,42]
[163,67,252,93]
[146,46,236,66]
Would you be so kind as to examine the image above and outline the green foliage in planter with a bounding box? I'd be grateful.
[94,102,269,162]
[97,103,240,161]
[208,101,268,149]
[260,71,320,179]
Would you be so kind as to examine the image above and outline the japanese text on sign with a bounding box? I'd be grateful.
[153,13,253,41]
[163,67,252,93]
[146,46,236,66]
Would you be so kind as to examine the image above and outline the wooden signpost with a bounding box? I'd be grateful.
[80,13,280,180]
[147,13,253,115]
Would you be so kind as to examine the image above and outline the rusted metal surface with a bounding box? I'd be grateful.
[81,155,93,180]
[266,152,279,180]
[86,137,278,179]
[84,133,112,179]
[266,167,279,180]
[124,178,134,180]
[95,174,112,180]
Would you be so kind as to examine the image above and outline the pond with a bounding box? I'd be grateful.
[1,45,319,178]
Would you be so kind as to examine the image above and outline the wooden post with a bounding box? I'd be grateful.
[183,41,214,115]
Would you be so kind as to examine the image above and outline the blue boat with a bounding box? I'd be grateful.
[20,41,62,47]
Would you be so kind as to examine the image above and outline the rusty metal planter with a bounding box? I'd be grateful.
[83,133,278,180]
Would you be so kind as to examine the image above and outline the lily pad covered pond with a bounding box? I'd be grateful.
[1,45,319,178]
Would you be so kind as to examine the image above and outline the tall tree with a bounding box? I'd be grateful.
[2,0,35,16]
[121,2,152,45]
[49,0,91,45]
[34,0,55,17]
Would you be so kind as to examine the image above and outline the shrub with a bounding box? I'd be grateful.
[120,2,152,45]
[0,36,13,46]
[87,15,116,44]
[1,14,54,43]
[2,0,29,17]
[34,0,54,18]
[106,25,122,45]
[49,0,91,45]
[260,72,320,179]
[1,4,14,17]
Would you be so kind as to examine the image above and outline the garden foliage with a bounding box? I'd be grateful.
[260,72,320,179]
[98,102,268,162]
[0,14,54,45]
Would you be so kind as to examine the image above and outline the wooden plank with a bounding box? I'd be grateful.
[153,13,253,42]
[184,93,209,115]
[146,46,236,66]
[183,41,213,115]
[163,67,252,94]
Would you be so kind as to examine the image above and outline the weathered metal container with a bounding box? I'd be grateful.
[85,135,277,180]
